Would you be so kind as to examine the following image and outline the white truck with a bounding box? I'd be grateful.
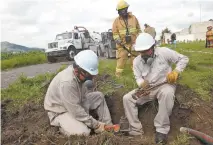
[45,26,98,63]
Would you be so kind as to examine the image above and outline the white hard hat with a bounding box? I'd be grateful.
[134,33,155,51]
[74,50,98,75]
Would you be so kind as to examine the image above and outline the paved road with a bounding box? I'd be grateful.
[1,61,72,88]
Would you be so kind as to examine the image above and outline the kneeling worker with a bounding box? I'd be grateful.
[122,33,189,143]
[44,50,112,136]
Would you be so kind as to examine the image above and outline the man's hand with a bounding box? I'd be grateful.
[115,39,122,45]
[140,80,150,89]
[167,70,179,83]
[94,122,105,134]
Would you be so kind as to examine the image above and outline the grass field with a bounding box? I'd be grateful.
[2,41,213,118]
[1,42,213,145]
[1,51,47,70]
[166,42,213,101]
[98,42,213,101]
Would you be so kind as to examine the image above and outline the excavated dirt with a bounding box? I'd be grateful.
[1,74,213,145]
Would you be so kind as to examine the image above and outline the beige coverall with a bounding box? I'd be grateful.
[123,47,189,134]
[44,66,112,136]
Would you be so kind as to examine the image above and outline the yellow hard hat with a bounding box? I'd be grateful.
[116,0,129,11]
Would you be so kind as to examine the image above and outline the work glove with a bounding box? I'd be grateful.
[140,80,150,89]
[115,39,122,45]
[167,70,179,83]
[94,122,106,134]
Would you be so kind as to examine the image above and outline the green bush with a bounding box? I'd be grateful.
[1,51,47,70]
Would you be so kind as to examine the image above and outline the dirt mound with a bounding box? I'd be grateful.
[2,75,213,145]
[1,99,152,145]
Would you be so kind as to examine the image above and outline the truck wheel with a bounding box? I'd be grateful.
[47,56,57,63]
[97,46,102,57]
[104,46,110,59]
[67,46,76,61]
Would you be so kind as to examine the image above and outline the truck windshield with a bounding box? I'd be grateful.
[63,32,72,39]
[56,34,63,40]
[56,32,72,40]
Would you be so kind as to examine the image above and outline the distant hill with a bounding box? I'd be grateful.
[1,41,45,52]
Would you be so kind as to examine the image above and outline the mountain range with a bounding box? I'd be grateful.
[1,41,45,52]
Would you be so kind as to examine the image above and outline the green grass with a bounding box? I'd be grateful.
[2,42,212,111]
[176,41,213,52]
[163,42,213,101]
[1,51,47,70]
[170,134,191,145]
[1,42,212,144]
[1,73,52,111]
[98,59,137,94]
[98,42,213,101]
[1,65,66,112]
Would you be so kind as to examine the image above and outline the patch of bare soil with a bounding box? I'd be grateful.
[1,74,213,145]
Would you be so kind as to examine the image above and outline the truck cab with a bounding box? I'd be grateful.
[45,26,97,63]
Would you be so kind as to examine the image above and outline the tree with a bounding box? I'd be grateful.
[160,27,171,40]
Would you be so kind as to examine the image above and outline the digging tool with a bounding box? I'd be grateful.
[104,121,130,134]
[115,42,137,58]
[180,127,213,145]
[121,44,137,57]
[104,124,120,133]
[132,81,168,100]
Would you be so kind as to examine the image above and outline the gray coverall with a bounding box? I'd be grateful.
[44,65,112,136]
[123,47,189,135]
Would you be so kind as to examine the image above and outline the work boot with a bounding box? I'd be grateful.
[128,130,144,136]
[119,116,129,132]
[155,132,168,144]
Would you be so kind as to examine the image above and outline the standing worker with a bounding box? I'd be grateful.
[122,33,189,144]
[206,26,213,48]
[44,50,113,136]
[171,33,177,49]
[144,23,156,39]
[74,26,79,39]
[112,0,142,77]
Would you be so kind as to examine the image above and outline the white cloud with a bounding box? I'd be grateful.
[1,0,213,48]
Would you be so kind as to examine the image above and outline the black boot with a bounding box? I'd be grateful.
[155,132,168,144]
